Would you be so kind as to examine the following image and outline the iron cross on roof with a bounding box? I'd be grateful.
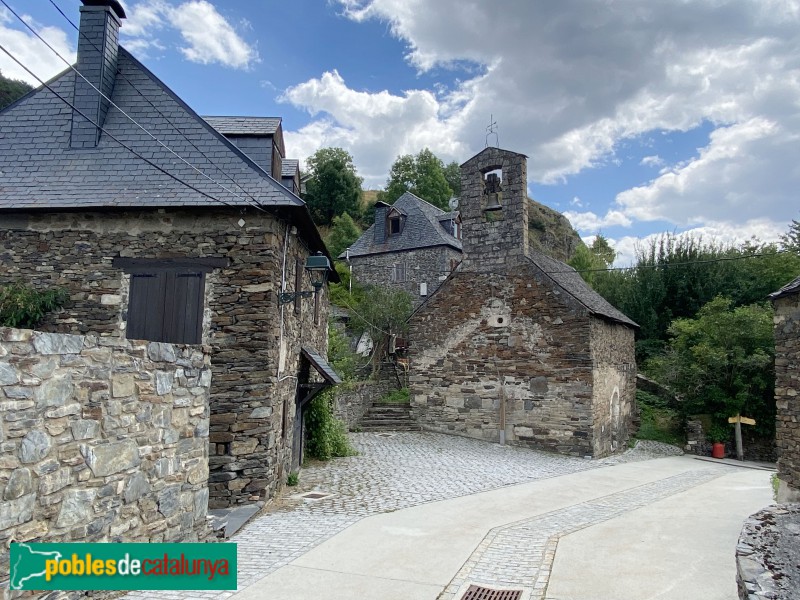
[485,115,499,148]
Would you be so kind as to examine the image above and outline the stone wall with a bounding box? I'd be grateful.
[0,328,211,585]
[0,207,329,507]
[350,246,461,307]
[773,291,800,501]
[409,271,603,456]
[333,378,396,430]
[589,319,636,456]
[459,148,529,271]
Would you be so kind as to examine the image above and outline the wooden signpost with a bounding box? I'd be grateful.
[728,414,756,461]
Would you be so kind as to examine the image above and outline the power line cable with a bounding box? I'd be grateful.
[45,0,265,209]
[1,0,267,213]
[0,42,245,210]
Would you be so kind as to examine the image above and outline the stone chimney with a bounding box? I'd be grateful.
[70,0,126,149]
[373,201,390,244]
[459,147,529,271]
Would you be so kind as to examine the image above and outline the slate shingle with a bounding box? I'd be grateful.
[344,192,462,258]
[770,275,800,299]
[202,116,281,136]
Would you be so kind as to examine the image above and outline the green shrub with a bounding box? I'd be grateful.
[378,387,410,404]
[635,389,684,446]
[287,472,299,487]
[0,284,68,328]
[304,388,356,461]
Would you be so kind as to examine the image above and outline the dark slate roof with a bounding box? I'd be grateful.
[281,159,299,178]
[438,211,458,221]
[527,251,638,327]
[202,116,281,136]
[0,48,337,280]
[0,50,301,210]
[302,346,342,384]
[343,192,462,258]
[769,275,800,299]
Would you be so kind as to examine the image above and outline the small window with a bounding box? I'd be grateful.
[420,282,428,296]
[389,217,402,235]
[390,263,406,283]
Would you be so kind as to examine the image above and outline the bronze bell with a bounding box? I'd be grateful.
[484,172,503,211]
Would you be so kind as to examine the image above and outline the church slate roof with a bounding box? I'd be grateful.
[343,192,462,258]
[527,251,638,327]
[770,275,800,299]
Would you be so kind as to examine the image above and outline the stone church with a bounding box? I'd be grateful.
[408,147,638,457]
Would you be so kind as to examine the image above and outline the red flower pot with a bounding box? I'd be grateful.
[712,442,725,458]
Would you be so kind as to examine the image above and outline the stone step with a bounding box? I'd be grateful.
[360,424,420,432]
[361,418,416,426]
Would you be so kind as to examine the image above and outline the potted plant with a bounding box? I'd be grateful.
[707,424,729,458]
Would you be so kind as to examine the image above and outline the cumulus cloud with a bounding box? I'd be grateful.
[564,210,632,232]
[283,0,799,236]
[640,155,665,168]
[122,0,258,69]
[609,218,789,267]
[0,7,74,85]
[282,70,468,183]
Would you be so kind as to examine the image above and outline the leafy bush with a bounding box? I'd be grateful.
[635,390,684,445]
[304,388,356,461]
[327,324,360,382]
[0,284,68,328]
[647,296,775,438]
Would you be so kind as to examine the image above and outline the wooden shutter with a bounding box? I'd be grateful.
[127,272,167,341]
[126,268,204,344]
[164,271,204,344]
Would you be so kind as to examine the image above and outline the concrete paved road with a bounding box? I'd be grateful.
[230,441,771,600]
[123,433,772,600]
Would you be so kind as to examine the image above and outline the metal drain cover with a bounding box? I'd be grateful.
[377,433,395,438]
[461,585,522,600]
[300,492,331,500]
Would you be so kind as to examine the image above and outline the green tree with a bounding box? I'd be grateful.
[593,233,800,362]
[780,217,800,254]
[0,70,33,111]
[303,148,363,226]
[380,148,453,209]
[325,213,362,260]
[647,297,775,437]
[568,235,616,287]
[443,161,461,197]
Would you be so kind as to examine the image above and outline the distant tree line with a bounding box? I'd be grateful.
[0,70,33,111]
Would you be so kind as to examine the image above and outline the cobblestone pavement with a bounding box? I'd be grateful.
[438,467,728,600]
[122,433,686,600]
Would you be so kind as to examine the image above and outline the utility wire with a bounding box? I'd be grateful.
[0,42,244,210]
[2,0,266,213]
[45,0,265,209]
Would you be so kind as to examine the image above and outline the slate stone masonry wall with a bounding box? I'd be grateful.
[0,328,212,585]
[409,271,598,456]
[773,292,800,500]
[350,246,461,307]
[0,208,329,508]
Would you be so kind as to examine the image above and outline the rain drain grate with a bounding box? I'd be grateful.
[377,433,395,438]
[461,585,523,600]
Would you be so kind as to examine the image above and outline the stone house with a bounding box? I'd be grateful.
[408,147,638,458]
[0,0,338,509]
[344,192,463,306]
[770,275,800,502]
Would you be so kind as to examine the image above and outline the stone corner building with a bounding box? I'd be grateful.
[344,192,463,306]
[408,147,638,458]
[0,0,337,510]
[770,275,800,502]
